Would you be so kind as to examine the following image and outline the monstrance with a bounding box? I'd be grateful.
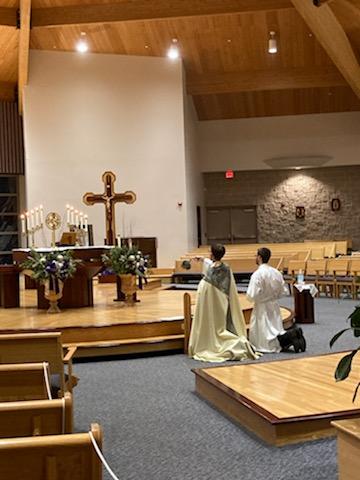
[45,212,62,247]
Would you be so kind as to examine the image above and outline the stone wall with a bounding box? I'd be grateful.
[204,166,360,249]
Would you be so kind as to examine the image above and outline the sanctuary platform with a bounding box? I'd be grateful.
[0,283,293,358]
[193,352,360,446]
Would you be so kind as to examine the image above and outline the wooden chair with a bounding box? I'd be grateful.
[0,363,50,402]
[284,260,306,294]
[305,259,327,294]
[331,259,351,298]
[350,259,360,299]
[0,392,73,438]
[0,423,102,479]
[0,332,77,397]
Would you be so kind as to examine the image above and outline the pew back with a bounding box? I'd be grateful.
[0,332,66,395]
[0,392,73,438]
[0,363,50,402]
[0,423,102,480]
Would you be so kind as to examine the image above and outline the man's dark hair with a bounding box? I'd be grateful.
[257,247,271,263]
[211,244,226,261]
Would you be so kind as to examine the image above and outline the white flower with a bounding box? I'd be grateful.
[128,255,135,261]
[40,257,46,263]
[57,255,64,261]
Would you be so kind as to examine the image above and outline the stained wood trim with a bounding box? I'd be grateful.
[0,102,25,174]
[0,82,16,102]
[187,66,346,95]
[0,7,17,27]
[291,0,360,100]
[31,0,293,28]
[18,0,31,115]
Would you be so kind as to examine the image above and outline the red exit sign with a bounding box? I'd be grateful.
[225,169,234,179]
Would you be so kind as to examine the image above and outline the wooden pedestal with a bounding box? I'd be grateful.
[332,419,360,480]
[0,265,20,308]
[294,288,315,324]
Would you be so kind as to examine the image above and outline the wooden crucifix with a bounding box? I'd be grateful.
[83,171,136,245]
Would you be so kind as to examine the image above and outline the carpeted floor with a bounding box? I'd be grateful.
[73,297,360,480]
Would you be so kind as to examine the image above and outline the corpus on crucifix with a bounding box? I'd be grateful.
[83,171,136,245]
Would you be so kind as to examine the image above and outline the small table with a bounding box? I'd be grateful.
[293,284,317,324]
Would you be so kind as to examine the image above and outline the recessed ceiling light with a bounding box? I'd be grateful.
[167,38,180,60]
[145,45,149,49]
[227,39,232,43]
[76,40,89,53]
[268,31,277,54]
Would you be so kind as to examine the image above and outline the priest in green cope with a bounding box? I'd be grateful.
[188,244,260,363]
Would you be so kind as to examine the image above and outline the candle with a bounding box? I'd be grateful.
[84,215,88,231]
[34,207,39,228]
[80,212,84,229]
[39,205,44,224]
[75,210,79,227]
[117,234,121,247]
[20,214,25,234]
[66,204,70,224]
[128,238,132,249]
[30,210,35,230]
[70,207,74,225]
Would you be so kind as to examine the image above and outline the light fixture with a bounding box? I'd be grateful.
[76,32,89,53]
[264,155,332,170]
[167,38,180,60]
[268,31,277,54]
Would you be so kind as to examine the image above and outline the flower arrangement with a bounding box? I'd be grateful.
[21,249,80,283]
[102,246,149,277]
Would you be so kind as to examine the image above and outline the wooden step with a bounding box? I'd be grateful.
[143,278,162,290]
[65,334,184,358]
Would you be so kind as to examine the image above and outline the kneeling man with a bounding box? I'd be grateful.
[247,247,306,353]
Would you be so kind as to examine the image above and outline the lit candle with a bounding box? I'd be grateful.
[80,212,84,229]
[75,210,79,227]
[30,210,35,230]
[117,234,121,247]
[35,207,40,227]
[39,205,44,225]
[70,207,74,225]
[66,204,70,224]
[84,215,88,231]
[20,214,26,234]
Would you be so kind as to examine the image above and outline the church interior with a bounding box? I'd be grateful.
[0,0,360,479]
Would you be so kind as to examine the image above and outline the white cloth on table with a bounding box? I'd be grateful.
[247,263,288,353]
[294,283,318,297]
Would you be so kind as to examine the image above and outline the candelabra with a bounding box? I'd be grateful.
[20,206,44,248]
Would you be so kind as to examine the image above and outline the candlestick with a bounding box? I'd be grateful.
[20,214,25,234]
[39,205,44,225]
[84,215,88,231]
[66,204,70,224]
[70,207,74,225]
[35,207,39,227]
[80,212,84,229]
[128,238,132,249]
[30,210,35,230]
[75,210,79,227]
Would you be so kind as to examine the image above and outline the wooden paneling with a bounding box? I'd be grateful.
[0,101,25,174]
[0,82,16,101]
[1,0,360,119]
[18,0,31,114]
[193,85,360,120]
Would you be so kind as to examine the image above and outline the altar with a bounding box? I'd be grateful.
[12,246,111,309]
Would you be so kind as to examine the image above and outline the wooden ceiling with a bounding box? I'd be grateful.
[0,0,360,119]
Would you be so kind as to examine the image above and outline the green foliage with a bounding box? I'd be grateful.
[102,246,149,276]
[21,249,80,282]
[330,306,360,401]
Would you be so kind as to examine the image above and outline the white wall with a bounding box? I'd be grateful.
[23,50,189,266]
[183,95,204,248]
[198,112,360,171]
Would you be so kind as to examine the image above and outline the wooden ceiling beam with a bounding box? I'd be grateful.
[31,0,293,28]
[18,0,31,115]
[290,0,360,99]
[0,7,17,27]
[187,66,347,95]
[0,81,16,101]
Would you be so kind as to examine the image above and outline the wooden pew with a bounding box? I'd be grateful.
[0,363,50,402]
[0,423,103,479]
[0,392,73,438]
[0,332,77,397]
